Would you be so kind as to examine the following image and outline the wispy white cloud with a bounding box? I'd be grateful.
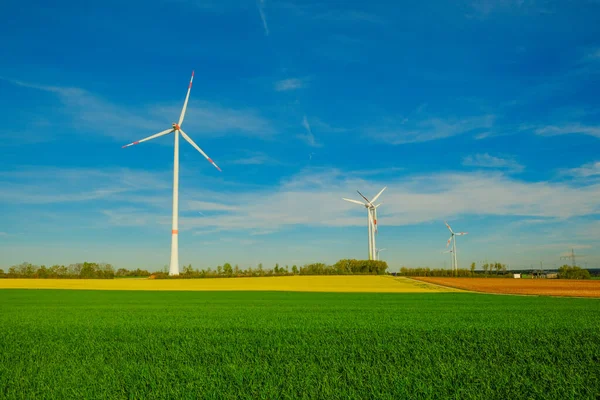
[155,102,276,139]
[585,48,600,60]
[560,161,600,178]
[350,167,405,177]
[228,151,283,165]
[308,118,348,134]
[462,153,524,172]
[187,200,239,212]
[258,0,269,36]
[4,77,275,141]
[535,123,600,138]
[0,167,170,205]
[297,115,321,147]
[313,10,386,24]
[466,0,551,18]
[274,78,306,91]
[369,114,495,145]
[558,245,592,256]
[8,163,600,235]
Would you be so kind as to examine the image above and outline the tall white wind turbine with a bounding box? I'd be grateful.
[122,71,221,276]
[343,187,386,260]
[445,221,468,274]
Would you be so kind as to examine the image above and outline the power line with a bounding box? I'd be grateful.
[560,248,586,267]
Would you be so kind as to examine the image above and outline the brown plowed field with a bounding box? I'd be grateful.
[411,277,600,298]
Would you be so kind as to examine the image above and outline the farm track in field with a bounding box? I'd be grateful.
[412,277,600,298]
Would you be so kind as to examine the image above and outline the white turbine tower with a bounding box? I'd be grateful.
[343,187,386,260]
[376,248,386,261]
[445,221,467,275]
[122,71,221,276]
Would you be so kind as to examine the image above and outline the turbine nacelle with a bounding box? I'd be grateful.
[172,123,181,130]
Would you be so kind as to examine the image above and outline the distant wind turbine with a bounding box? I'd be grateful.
[122,71,221,276]
[343,187,386,260]
[445,221,468,274]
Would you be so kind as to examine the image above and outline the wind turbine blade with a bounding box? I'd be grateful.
[456,232,468,236]
[444,221,454,234]
[343,198,365,206]
[375,202,383,208]
[179,129,222,172]
[356,190,372,205]
[122,128,174,148]
[178,70,194,126]
[371,186,387,203]
[446,236,453,248]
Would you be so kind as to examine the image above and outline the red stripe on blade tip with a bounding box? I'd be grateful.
[172,230,178,234]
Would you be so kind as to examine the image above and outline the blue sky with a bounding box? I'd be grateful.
[1,0,600,272]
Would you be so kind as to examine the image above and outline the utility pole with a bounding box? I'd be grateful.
[560,248,585,268]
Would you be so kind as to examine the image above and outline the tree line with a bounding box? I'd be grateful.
[0,262,116,279]
[153,259,388,279]
[0,259,388,279]
[399,263,593,279]
[399,262,508,277]
[558,265,591,280]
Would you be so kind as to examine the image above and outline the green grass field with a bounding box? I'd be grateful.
[1,290,599,399]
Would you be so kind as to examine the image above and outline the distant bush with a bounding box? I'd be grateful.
[305,259,389,275]
[558,265,591,280]
[116,268,152,277]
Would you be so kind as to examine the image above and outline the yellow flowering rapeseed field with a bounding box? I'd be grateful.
[0,275,455,293]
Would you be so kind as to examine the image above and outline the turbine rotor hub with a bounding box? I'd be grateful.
[172,123,181,130]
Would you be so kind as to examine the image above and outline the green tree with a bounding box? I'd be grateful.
[558,265,591,279]
[223,263,233,277]
[37,265,49,278]
[470,262,476,275]
[292,265,298,274]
